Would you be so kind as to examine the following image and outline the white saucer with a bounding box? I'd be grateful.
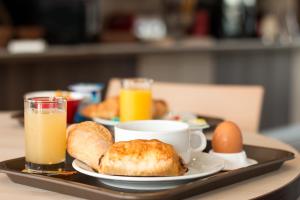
[93,112,210,129]
[209,150,258,171]
[72,152,224,190]
[221,158,257,171]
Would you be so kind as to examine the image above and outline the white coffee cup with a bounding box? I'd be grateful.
[114,120,207,164]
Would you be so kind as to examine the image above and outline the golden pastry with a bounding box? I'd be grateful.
[81,96,169,119]
[67,121,113,171]
[81,96,119,119]
[98,139,187,176]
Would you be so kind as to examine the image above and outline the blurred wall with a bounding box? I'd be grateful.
[0,56,136,110]
[137,53,214,83]
[100,0,163,17]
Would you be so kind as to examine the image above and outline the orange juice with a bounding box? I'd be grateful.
[24,109,66,164]
[120,89,152,122]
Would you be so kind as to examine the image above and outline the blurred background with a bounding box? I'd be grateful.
[0,0,300,132]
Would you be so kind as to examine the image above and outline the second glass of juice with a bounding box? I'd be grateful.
[120,78,153,122]
[24,97,67,173]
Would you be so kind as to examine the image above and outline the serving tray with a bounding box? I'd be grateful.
[0,141,294,200]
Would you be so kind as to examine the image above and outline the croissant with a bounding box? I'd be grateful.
[81,96,169,119]
[81,97,119,120]
[98,139,187,176]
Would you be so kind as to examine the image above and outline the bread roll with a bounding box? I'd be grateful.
[98,139,187,176]
[67,121,113,171]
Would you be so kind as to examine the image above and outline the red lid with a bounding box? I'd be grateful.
[29,97,60,109]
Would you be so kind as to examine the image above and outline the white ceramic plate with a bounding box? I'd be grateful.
[93,112,210,129]
[72,152,224,190]
[92,117,119,126]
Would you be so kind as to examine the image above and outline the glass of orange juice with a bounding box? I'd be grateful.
[120,78,153,122]
[24,97,67,173]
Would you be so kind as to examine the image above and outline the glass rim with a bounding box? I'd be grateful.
[24,96,67,103]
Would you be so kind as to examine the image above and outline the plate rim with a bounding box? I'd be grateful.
[92,112,210,128]
[72,152,224,182]
[92,117,119,126]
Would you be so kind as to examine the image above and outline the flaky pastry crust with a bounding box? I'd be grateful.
[98,139,187,176]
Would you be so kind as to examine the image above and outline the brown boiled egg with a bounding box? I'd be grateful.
[212,121,243,153]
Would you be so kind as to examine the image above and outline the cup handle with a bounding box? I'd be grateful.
[190,128,207,152]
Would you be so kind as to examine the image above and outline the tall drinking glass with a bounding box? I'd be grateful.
[120,78,153,122]
[24,97,67,173]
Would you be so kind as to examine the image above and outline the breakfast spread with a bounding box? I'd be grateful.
[24,87,256,182]
[210,121,257,170]
[81,96,169,120]
[67,121,186,177]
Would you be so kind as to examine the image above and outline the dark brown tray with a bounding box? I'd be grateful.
[0,141,294,200]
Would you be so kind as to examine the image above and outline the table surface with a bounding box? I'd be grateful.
[0,112,299,200]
